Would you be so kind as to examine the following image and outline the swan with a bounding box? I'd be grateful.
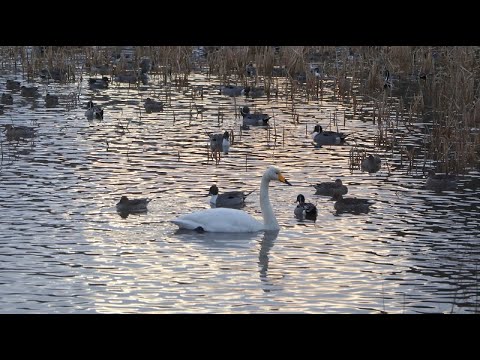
[171,166,292,232]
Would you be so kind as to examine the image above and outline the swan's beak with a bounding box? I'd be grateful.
[278,174,292,186]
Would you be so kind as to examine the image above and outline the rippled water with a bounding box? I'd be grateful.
[1,55,479,313]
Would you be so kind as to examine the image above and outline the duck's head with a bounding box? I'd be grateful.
[312,125,322,133]
[119,196,129,203]
[3,124,13,132]
[265,166,292,185]
[223,131,229,139]
[240,106,250,115]
[296,194,306,204]
[208,184,219,196]
[335,179,343,186]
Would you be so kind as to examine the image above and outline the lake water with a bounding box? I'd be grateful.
[1,49,479,313]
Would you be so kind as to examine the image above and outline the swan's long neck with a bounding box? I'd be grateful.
[260,174,279,231]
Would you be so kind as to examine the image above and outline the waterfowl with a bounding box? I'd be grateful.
[294,194,317,221]
[115,71,148,84]
[425,170,457,192]
[88,77,110,89]
[3,124,36,141]
[171,166,292,232]
[208,184,253,209]
[312,125,347,146]
[140,58,153,74]
[39,68,66,81]
[313,179,348,197]
[361,154,382,173]
[333,193,372,214]
[116,196,152,213]
[208,131,231,155]
[6,80,21,91]
[246,63,256,77]
[384,69,392,89]
[20,86,38,97]
[45,93,59,108]
[240,106,271,127]
[1,93,13,105]
[220,85,244,97]
[144,98,164,113]
[85,100,103,119]
[0,104,4,114]
[242,86,264,98]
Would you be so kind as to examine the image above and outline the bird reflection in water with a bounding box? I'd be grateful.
[258,230,280,292]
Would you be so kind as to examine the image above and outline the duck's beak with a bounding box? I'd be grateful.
[278,174,292,186]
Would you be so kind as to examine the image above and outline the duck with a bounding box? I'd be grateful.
[116,196,152,213]
[245,63,256,77]
[425,170,457,192]
[333,193,372,214]
[240,106,271,127]
[1,93,13,105]
[20,86,38,97]
[209,131,231,155]
[294,194,317,221]
[6,79,21,91]
[85,100,103,119]
[242,86,264,98]
[171,166,292,232]
[361,154,382,173]
[144,98,164,113]
[45,93,59,108]
[219,85,244,97]
[313,179,348,197]
[88,77,110,89]
[0,104,4,114]
[384,69,392,89]
[3,124,36,141]
[312,125,347,147]
[208,184,253,209]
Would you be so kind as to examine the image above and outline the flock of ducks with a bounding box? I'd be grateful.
[1,62,462,230]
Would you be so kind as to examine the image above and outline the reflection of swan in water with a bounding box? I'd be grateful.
[258,230,280,292]
[171,166,292,232]
[173,228,258,249]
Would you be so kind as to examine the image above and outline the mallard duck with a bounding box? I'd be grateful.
[171,166,292,232]
[1,93,13,105]
[20,86,38,97]
[361,154,382,173]
[3,124,36,141]
[220,85,244,97]
[313,179,348,197]
[6,79,21,91]
[45,93,59,108]
[116,196,152,213]
[294,194,317,221]
[88,77,110,89]
[85,100,103,119]
[144,98,164,113]
[312,125,347,146]
[425,170,457,192]
[333,193,372,214]
[208,184,253,209]
[240,106,271,127]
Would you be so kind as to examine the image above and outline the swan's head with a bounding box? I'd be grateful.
[265,166,292,185]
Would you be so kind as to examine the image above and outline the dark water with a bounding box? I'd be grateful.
[0,48,479,313]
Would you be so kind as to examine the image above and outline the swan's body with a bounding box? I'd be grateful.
[171,166,291,232]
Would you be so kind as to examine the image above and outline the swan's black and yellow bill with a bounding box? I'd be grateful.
[278,173,292,186]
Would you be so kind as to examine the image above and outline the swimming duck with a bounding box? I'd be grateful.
[425,170,457,192]
[220,85,244,97]
[85,100,103,119]
[312,125,347,146]
[208,131,231,156]
[88,77,110,89]
[171,166,292,232]
[361,154,382,173]
[45,93,59,108]
[240,106,271,127]
[242,86,264,98]
[144,98,164,113]
[313,179,348,197]
[6,80,21,91]
[208,184,253,209]
[20,86,39,97]
[1,93,13,105]
[333,193,372,214]
[3,124,36,141]
[116,196,152,213]
[294,194,317,221]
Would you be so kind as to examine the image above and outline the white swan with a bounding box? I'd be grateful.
[171,166,292,232]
